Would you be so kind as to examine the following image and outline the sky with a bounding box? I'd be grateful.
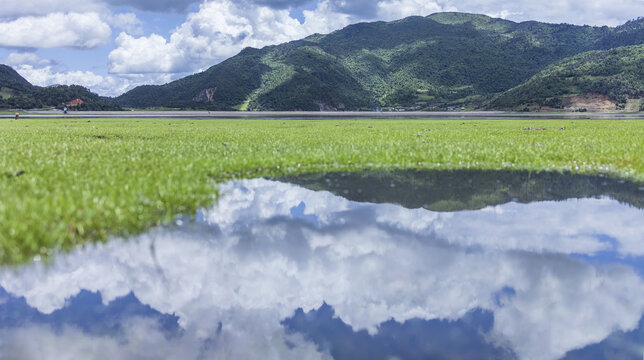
[1,0,643,97]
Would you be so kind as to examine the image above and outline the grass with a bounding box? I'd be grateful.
[1,118,644,265]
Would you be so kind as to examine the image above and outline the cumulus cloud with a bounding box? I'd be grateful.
[109,33,184,73]
[2,179,644,360]
[376,0,454,21]
[4,52,53,67]
[0,12,111,49]
[446,0,644,26]
[300,0,353,34]
[395,198,644,255]
[107,12,144,36]
[0,319,330,360]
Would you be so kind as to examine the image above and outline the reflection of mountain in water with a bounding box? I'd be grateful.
[283,304,516,360]
[284,304,644,360]
[281,170,644,211]
[0,287,180,337]
[564,315,644,359]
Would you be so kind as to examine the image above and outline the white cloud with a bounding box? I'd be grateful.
[483,9,519,20]
[13,64,174,96]
[107,0,353,74]
[5,52,52,67]
[376,0,454,21]
[409,198,644,255]
[0,320,331,360]
[107,12,144,36]
[447,0,644,26]
[0,12,111,49]
[0,0,103,18]
[299,0,352,35]
[109,33,185,73]
[2,179,644,360]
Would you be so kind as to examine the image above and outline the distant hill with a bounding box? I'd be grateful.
[0,65,120,111]
[0,65,33,91]
[115,13,644,111]
[489,45,644,112]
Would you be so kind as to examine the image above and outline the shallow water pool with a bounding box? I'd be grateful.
[1,170,643,360]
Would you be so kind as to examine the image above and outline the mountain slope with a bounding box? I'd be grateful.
[0,65,120,110]
[0,65,33,90]
[113,48,269,110]
[489,45,644,111]
[115,13,644,111]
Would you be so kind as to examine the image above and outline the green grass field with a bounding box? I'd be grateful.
[1,118,644,265]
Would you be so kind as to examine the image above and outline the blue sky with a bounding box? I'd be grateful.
[1,0,643,96]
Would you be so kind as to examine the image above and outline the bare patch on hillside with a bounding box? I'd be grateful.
[314,101,345,111]
[562,94,616,112]
[193,87,217,102]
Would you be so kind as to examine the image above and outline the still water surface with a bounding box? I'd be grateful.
[1,171,643,360]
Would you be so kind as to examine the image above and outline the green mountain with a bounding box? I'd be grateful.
[113,12,644,111]
[0,65,32,91]
[0,65,120,111]
[488,45,644,111]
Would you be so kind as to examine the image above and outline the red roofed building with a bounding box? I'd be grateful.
[65,98,84,107]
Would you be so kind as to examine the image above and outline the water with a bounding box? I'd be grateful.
[1,170,644,360]
[3,111,644,120]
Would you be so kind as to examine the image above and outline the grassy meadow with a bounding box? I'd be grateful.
[1,117,644,265]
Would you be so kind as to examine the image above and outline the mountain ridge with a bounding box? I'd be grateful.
[114,12,644,111]
[3,13,644,112]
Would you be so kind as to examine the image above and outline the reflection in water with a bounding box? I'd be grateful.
[283,305,515,360]
[281,169,644,211]
[1,172,644,360]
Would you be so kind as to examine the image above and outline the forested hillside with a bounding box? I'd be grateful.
[489,45,644,111]
[108,13,644,111]
[0,65,120,110]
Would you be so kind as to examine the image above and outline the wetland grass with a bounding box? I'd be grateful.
[1,118,644,264]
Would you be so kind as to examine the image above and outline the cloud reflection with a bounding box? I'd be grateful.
[1,178,644,360]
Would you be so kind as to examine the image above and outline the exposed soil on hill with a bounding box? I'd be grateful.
[562,94,616,112]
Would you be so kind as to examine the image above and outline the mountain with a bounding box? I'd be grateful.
[0,65,33,91]
[0,65,120,111]
[488,45,644,111]
[114,13,644,111]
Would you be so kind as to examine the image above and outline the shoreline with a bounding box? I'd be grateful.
[2,110,644,119]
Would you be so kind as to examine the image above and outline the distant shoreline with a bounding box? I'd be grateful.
[2,110,643,120]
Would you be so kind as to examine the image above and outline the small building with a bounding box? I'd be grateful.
[65,98,84,107]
